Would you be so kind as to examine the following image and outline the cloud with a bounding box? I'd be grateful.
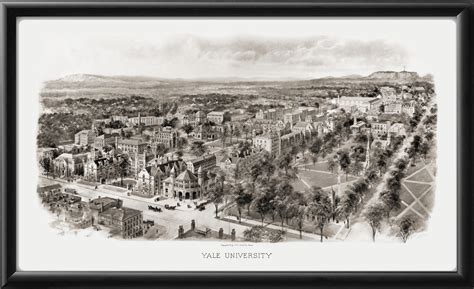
[122,34,408,72]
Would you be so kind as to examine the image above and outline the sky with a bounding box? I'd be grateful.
[19,18,454,81]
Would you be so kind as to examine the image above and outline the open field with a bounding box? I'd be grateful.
[396,163,435,221]
[298,170,356,189]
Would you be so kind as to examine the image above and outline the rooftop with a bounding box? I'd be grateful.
[37,184,61,193]
[176,169,198,182]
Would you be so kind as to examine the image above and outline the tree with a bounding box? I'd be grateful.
[351,180,369,204]
[398,215,417,243]
[349,161,364,176]
[153,143,168,157]
[273,195,288,231]
[419,141,430,160]
[208,186,224,218]
[118,157,130,186]
[364,169,378,185]
[327,157,337,174]
[233,184,250,223]
[310,138,323,159]
[190,141,207,156]
[293,204,307,239]
[379,190,401,219]
[308,188,332,242]
[39,157,52,178]
[276,152,292,176]
[242,183,254,215]
[182,124,194,134]
[365,203,385,242]
[253,193,273,225]
[337,191,358,228]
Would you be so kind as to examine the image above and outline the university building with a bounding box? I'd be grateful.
[53,153,88,178]
[186,154,217,174]
[150,126,178,149]
[116,137,148,154]
[207,111,230,124]
[161,166,215,200]
[74,130,96,146]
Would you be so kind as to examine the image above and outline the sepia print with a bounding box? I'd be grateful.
[36,20,437,244]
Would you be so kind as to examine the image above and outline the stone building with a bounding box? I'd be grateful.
[83,157,120,184]
[207,111,230,124]
[53,153,88,178]
[89,197,143,239]
[186,154,217,174]
[94,134,117,149]
[116,137,148,154]
[161,166,214,200]
[74,130,95,146]
[150,126,178,149]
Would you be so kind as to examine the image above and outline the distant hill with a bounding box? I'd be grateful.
[367,70,419,80]
[40,70,432,100]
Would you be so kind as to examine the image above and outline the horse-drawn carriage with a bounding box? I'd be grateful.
[147,205,162,212]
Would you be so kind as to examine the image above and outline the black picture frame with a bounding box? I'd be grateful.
[0,1,472,288]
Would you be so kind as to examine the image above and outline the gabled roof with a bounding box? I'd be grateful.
[145,166,164,177]
[37,184,61,193]
[175,169,198,182]
[293,121,311,129]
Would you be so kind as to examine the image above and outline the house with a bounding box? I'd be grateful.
[383,102,403,114]
[136,166,165,197]
[83,157,121,184]
[195,111,207,124]
[379,86,399,101]
[336,96,381,113]
[128,113,164,126]
[280,131,304,153]
[292,121,315,136]
[253,133,280,157]
[350,116,366,134]
[37,184,62,197]
[94,134,117,149]
[389,123,407,137]
[191,125,218,141]
[371,121,391,137]
[207,111,230,124]
[116,137,148,154]
[89,197,143,239]
[186,154,217,174]
[74,130,95,146]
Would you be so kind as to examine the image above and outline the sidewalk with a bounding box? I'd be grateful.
[220,215,328,241]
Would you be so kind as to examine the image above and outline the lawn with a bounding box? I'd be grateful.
[400,185,415,205]
[412,202,429,218]
[406,161,428,176]
[403,182,431,198]
[419,188,435,212]
[299,162,330,172]
[394,202,408,217]
[298,170,356,189]
[101,185,128,193]
[291,179,309,192]
[406,168,434,183]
